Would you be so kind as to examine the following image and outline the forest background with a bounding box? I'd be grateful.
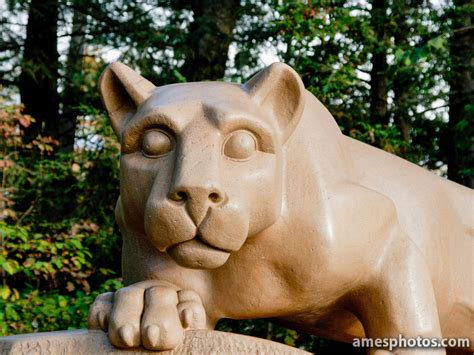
[0,0,472,353]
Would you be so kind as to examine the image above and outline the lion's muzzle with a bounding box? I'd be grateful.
[144,191,250,269]
[168,236,231,269]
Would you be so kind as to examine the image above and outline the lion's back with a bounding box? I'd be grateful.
[343,135,473,339]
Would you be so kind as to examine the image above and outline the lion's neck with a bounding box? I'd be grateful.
[281,91,353,219]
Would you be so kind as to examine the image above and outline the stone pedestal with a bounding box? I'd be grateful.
[0,329,309,354]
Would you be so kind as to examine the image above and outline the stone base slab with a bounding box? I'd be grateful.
[0,329,309,354]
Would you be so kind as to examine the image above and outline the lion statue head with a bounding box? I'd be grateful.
[100,62,305,269]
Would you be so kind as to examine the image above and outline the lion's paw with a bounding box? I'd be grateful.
[88,281,207,350]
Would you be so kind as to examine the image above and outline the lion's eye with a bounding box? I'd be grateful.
[141,130,173,157]
[223,130,257,160]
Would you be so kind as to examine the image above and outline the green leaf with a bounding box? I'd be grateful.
[69,239,82,249]
[428,36,446,50]
[5,305,19,321]
[3,260,18,275]
[0,286,11,300]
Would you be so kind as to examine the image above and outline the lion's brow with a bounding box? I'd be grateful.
[201,103,276,154]
[129,101,202,133]
[201,102,259,130]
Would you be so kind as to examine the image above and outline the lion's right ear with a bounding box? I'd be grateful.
[243,62,305,142]
[99,62,155,138]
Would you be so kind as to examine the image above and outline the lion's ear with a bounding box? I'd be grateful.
[99,62,155,138]
[244,62,305,142]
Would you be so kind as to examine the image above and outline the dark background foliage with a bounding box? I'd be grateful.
[0,0,472,353]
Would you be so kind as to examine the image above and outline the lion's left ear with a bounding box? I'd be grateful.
[243,62,305,142]
[99,62,155,138]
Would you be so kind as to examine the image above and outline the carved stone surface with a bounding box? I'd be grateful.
[0,329,308,354]
[87,61,473,354]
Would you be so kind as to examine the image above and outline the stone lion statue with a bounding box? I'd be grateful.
[88,62,473,354]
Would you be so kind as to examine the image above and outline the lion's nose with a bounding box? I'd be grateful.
[169,185,225,226]
[168,185,225,204]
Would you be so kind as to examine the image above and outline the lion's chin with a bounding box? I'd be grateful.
[167,238,231,269]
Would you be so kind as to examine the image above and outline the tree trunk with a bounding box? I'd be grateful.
[392,0,411,143]
[446,0,474,187]
[180,0,240,81]
[60,5,87,152]
[369,0,389,125]
[19,0,60,143]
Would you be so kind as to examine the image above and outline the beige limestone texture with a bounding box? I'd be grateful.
[0,329,307,354]
[87,62,473,354]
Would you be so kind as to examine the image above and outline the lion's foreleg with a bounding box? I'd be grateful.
[350,230,445,355]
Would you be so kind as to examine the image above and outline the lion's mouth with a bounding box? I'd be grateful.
[167,233,231,269]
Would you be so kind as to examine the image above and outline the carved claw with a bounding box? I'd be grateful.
[88,281,209,351]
